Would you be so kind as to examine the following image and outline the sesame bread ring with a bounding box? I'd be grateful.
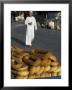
[40,73,46,78]
[37,66,44,74]
[22,52,30,57]
[22,59,34,66]
[26,55,41,66]
[15,63,28,71]
[13,52,29,60]
[54,66,61,73]
[31,48,36,54]
[48,55,57,62]
[17,66,28,71]
[11,48,24,57]
[29,55,39,60]
[11,59,23,68]
[40,72,51,78]
[29,66,36,74]
[12,70,29,76]
[57,71,61,76]
[50,66,58,72]
[44,65,51,72]
[41,59,51,66]
[34,48,47,54]
[33,59,41,66]
[42,53,49,59]
[11,70,19,75]
[43,52,57,62]
[16,76,28,79]
[30,66,40,74]
[17,70,29,76]
[11,46,17,52]
[23,55,30,60]
[12,57,22,63]
[29,74,36,79]
[13,47,23,52]
[31,48,42,54]
[15,47,25,54]
[51,72,57,76]
[50,61,59,66]
[45,72,51,77]
[11,61,23,70]
[35,74,41,78]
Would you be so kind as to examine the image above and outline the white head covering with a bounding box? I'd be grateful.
[30,11,33,14]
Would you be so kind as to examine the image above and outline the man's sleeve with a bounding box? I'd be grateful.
[25,17,28,25]
[34,17,37,30]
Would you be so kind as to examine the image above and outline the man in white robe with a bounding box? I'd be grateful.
[25,11,37,47]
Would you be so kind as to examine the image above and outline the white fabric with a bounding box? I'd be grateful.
[25,16,37,45]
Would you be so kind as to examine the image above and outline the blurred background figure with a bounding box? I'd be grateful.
[15,11,24,22]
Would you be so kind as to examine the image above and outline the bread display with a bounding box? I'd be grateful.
[11,47,61,79]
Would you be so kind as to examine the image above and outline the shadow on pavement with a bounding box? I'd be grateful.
[11,37,26,46]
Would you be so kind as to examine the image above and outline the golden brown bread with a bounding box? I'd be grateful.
[22,59,34,66]
[40,72,51,78]
[11,60,23,70]
[44,65,51,72]
[51,72,57,76]
[41,59,51,66]
[23,55,30,60]
[54,66,61,73]
[36,66,44,74]
[11,46,61,79]
[12,70,29,76]
[43,52,57,62]
[30,66,40,74]
[11,57,22,63]
[31,48,47,54]
[50,61,59,66]
[11,46,24,52]
[17,66,28,71]
[29,74,36,79]
[50,66,58,72]
[15,63,28,71]
[57,71,61,76]
[16,75,28,79]
[33,59,41,66]
[35,74,41,78]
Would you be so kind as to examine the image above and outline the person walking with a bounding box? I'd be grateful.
[25,11,37,47]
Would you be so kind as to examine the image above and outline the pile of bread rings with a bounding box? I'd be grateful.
[11,46,61,79]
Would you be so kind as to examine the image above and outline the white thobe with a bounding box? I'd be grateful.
[25,16,37,46]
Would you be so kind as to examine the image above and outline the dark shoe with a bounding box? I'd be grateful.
[26,45,32,48]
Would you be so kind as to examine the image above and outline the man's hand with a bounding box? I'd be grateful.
[28,22,32,25]
[35,27,37,31]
